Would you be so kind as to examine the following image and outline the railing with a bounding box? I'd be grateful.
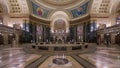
[23,43,96,55]
[97,24,120,34]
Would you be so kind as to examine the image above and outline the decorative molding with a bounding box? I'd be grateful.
[29,15,50,25]
[70,15,90,25]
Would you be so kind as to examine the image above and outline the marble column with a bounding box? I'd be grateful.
[100,34,104,44]
[36,33,39,43]
[84,23,87,42]
[111,33,116,44]
[43,26,46,42]
[74,26,77,42]
[13,33,19,47]
[3,33,8,45]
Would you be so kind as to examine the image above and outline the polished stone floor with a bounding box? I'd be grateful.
[38,56,83,68]
[0,48,41,68]
[0,44,119,68]
[79,47,120,68]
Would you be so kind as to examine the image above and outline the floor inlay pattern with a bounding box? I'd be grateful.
[0,46,119,68]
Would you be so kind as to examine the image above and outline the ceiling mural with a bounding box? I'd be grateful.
[31,0,89,20]
[31,1,50,18]
[31,1,89,19]
[69,2,89,18]
[29,0,119,20]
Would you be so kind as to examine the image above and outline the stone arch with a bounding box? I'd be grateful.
[50,11,70,33]
[109,0,120,25]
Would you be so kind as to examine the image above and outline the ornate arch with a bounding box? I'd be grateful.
[50,11,70,33]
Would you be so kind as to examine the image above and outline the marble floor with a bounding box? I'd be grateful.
[0,48,41,68]
[79,47,120,68]
[0,44,119,68]
[38,56,83,68]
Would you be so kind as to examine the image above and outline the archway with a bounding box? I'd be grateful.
[50,11,70,43]
[50,11,69,33]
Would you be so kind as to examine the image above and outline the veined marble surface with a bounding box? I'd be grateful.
[0,45,119,68]
[0,47,41,68]
[79,47,120,68]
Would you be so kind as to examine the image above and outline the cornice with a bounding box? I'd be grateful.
[70,15,90,25]
[29,15,50,25]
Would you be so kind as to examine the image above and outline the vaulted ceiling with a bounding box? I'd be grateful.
[0,0,120,20]
[34,0,85,9]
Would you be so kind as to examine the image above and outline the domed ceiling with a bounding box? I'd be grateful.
[31,0,89,20]
[35,0,85,9]
[54,19,66,30]
[41,0,78,6]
